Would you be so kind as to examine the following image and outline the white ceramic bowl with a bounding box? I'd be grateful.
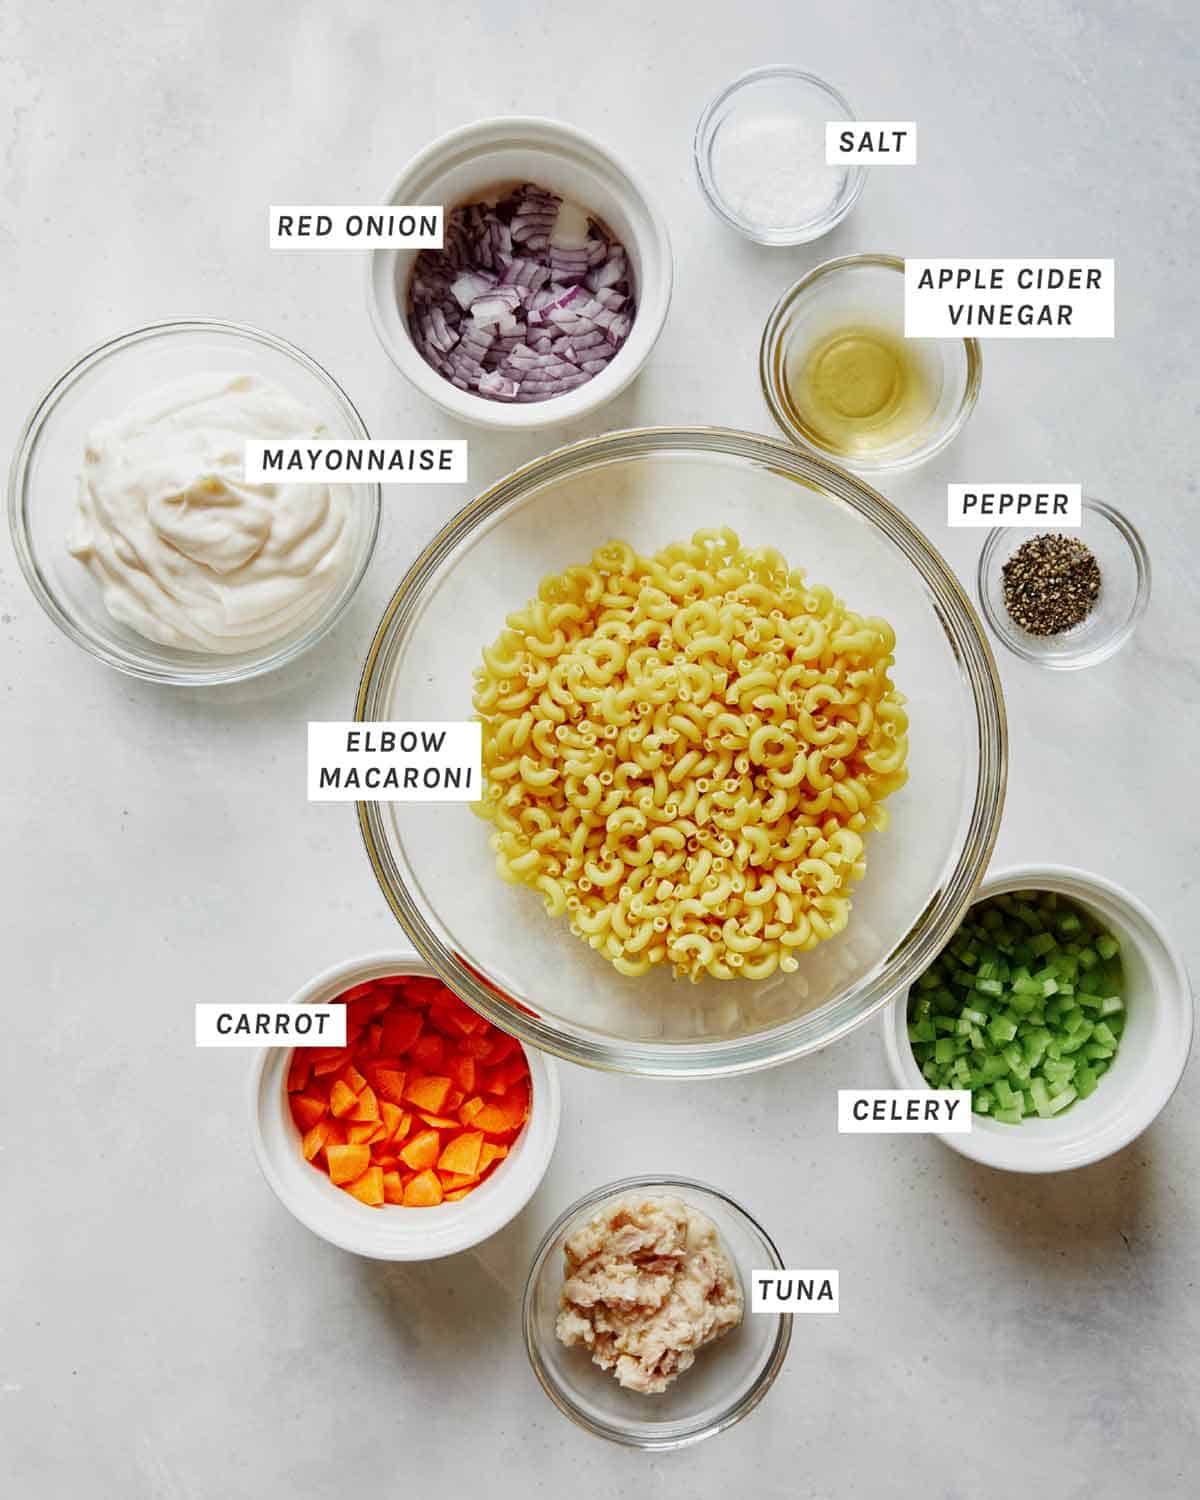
[367,116,673,430]
[249,948,561,1259]
[883,865,1193,1172]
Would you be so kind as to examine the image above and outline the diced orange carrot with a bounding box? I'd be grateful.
[444,1088,465,1112]
[438,1130,483,1177]
[363,1121,389,1146]
[381,1010,423,1054]
[346,1121,378,1145]
[479,1066,508,1096]
[482,1032,520,1066]
[460,1096,485,1124]
[329,1079,359,1119]
[344,1165,385,1206]
[444,1189,472,1201]
[347,996,386,1029]
[376,1153,400,1173]
[349,1085,379,1123]
[327,1143,371,1185]
[378,1100,403,1139]
[370,1067,408,1107]
[438,1170,478,1192]
[289,1092,328,1132]
[402,978,444,1008]
[459,1033,495,1059]
[478,1141,509,1171]
[286,1055,312,1093]
[410,1034,446,1072]
[404,1075,452,1114]
[418,1112,462,1130]
[449,1053,477,1095]
[338,1064,368,1095]
[311,1047,349,1077]
[302,1118,335,1162]
[504,1080,530,1122]
[362,1022,384,1057]
[403,1169,443,1207]
[382,1170,405,1204]
[472,1103,515,1135]
[399,1128,441,1171]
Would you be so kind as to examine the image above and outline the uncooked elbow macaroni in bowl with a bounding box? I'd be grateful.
[471,527,909,982]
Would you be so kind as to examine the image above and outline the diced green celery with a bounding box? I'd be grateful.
[974,1091,993,1114]
[976,977,1004,997]
[994,1107,1023,1125]
[1075,1067,1098,1099]
[1030,1077,1052,1117]
[1057,911,1082,936]
[1100,996,1124,1017]
[994,1078,1016,1109]
[1029,932,1056,957]
[1093,1021,1118,1049]
[934,1037,957,1063]
[1096,935,1119,960]
[1048,1086,1078,1114]
[988,1017,1018,1044]
[908,1021,936,1043]
[1077,946,1098,969]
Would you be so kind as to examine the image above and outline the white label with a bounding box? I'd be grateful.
[269,205,442,248]
[826,121,917,164]
[244,440,466,484]
[195,1004,346,1047]
[838,1089,972,1133]
[751,1270,840,1314]
[905,258,1114,337]
[948,484,1082,528]
[308,722,482,802]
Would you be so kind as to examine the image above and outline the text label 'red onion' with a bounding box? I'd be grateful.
[244,440,466,484]
[269,206,443,249]
[308,723,482,802]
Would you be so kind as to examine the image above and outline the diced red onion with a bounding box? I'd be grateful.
[408,183,636,403]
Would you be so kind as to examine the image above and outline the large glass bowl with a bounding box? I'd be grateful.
[356,428,1007,1076]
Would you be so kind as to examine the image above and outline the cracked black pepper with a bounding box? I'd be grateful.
[1001,533,1102,637]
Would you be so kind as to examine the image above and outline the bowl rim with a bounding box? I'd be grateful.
[976,497,1152,670]
[355,424,1009,1078]
[248,946,561,1260]
[521,1172,792,1450]
[6,316,382,685]
[759,252,983,473]
[365,114,674,431]
[881,863,1194,1172]
[693,64,868,246]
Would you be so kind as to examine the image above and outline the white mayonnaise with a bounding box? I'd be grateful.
[66,371,358,653]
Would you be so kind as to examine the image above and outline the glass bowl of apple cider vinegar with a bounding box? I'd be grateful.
[760,254,981,473]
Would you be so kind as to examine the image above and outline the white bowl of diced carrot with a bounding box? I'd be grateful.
[249,949,561,1259]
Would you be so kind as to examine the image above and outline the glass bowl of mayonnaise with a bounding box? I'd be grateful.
[8,319,381,684]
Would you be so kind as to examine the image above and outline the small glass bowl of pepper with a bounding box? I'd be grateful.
[977,497,1151,669]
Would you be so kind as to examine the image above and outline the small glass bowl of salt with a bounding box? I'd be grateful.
[694,66,866,246]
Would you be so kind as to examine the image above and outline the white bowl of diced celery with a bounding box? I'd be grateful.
[884,866,1193,1172]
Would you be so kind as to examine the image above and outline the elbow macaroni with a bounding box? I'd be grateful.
[472,529,908,982]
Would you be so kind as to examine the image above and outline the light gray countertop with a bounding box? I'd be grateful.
[2,2,1197,1495]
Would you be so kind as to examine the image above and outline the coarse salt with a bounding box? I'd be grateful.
[713,113,845,229]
